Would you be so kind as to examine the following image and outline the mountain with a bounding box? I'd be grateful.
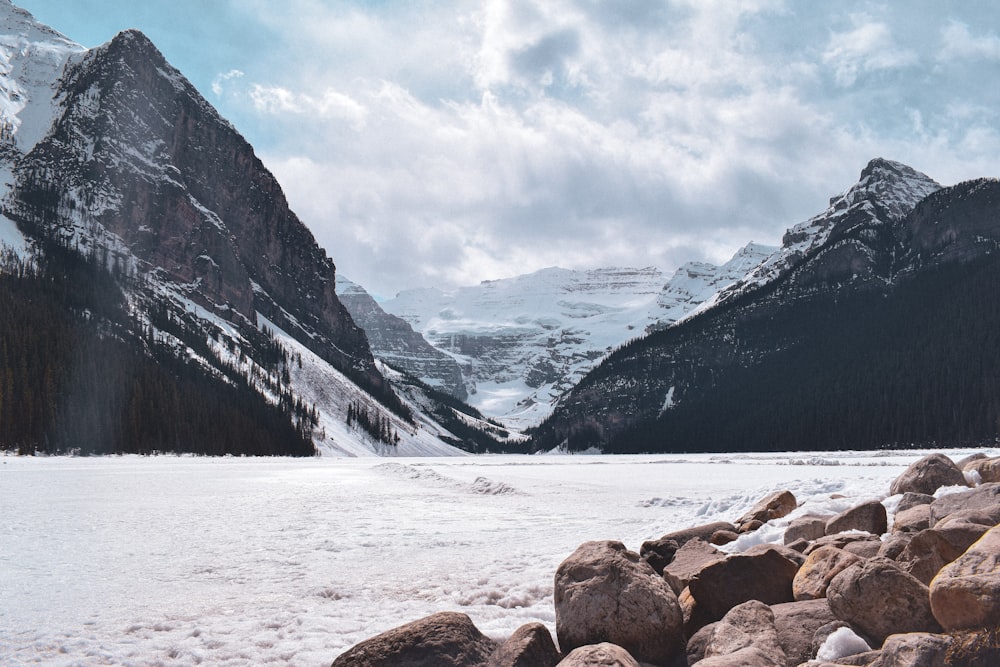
[529,159,1000,454]
[335,275,467,400]
[0,1,498,456]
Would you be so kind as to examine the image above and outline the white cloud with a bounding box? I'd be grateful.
[249,84,367,129]
[939,21,1000,61]
[211,69,244,96]
[823,14,918,86]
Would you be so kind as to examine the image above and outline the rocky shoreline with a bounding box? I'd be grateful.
[331,452,1000,666]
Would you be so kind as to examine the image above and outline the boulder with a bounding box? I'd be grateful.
[701,600,786,666]
[330,612,497,667]
[658,521,738,548]
[896,492,935,513]
[745,542,806,567]
[891,504,930,534]
[889,453,967,496]
[956,452,989,470]
[825,500,887,537]
[840,539,882,560]
[737,490,797,529]
[868,632,952,667]
[896,523,991,585]
[695,647,784,666]
[784,516,829,545]
[826,558,941,645]
[964,456,1000,483]
[928,482,1000,526]
[553,540,684,666]
[804,533,882,556]
[662,538,725,594]
[688,546,799,625]
[785,538,811,553]
[792,546,863,601]
[934,508,999,529]
[710,529,739,546]
[639,538,678,575]
[877,533,913,561]
[686,622,716,665]
[555,643,639,667]
[771,598,838,666]
[929,523,1000,631]
[486,623,560,667]
[940,628,1000,666]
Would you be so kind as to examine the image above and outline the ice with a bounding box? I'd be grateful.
[817,626,872,661]
[0,448,994,665]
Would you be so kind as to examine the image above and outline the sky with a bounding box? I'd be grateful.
[15,0,1000,298]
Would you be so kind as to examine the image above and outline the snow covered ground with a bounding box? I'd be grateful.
[1,448,994,666]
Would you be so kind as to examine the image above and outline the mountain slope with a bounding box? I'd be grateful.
[531,160,999,454]
[0,2,495,457]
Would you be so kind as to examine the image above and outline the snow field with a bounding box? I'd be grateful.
[0,448,993,665]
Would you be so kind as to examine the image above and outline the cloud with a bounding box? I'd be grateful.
[249,84,368,129]
[822,14,918,86]
[939,21,1000,61]
[211,69,244,96]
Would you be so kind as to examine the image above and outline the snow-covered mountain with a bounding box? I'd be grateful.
[0,1,502,457]
[378,254,779,428]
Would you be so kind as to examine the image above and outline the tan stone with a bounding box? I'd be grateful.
[738,490,797,528]
[486,623,560,667]
[825,500,888,536]
[929,524,1000,631]
[554,541,683,666]
[965,456,1000,483]
[793,546,863,601]
[662,537,725,594]
[892,504,931,534]
[555,643,638,667]
[897,523,991,585]
[889,453,967,496]
[688,546,799,625]
[784,515,829,545]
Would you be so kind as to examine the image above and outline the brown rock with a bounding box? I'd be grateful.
[555,643,639,667]
[793,546,863,601]
[804,532,882,556]
[686,622,717,665]
[771,598,838,667]
[965,456,1000,483]
[889,453,967,496]
[662,538,725,594]
[928,483,1000,526]
[711,529,739,546]
[658,521,738,548]
[933,507,998,529]
[897,523,991,585]
[957,452,989,470]
[892,504,931,534]
[702,600,786,666]
[825,500,888,537]
[738,490,798,527]
[868,632,952,667]
[486,623,560,667]
[740,519,766,534]
[877,533,913,560]
[330,612,498,667]
[745,542,806,567]
[841,539,882,559]
[784,516,829,545]
[826,558,941,645]
[553,541,683,666]
[695,647,784,666]
[638,538,678,575]
[929,524,1000,631]
[688,546,799,626]
[896,492,935,513]
[785,537,811,553]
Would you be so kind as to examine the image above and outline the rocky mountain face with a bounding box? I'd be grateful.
[531,159,1000,454]
[335,275,467,400]
[0,1,500,456]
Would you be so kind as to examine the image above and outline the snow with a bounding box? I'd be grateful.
[817,626,872,661]
[1,447,993,665]
[0,211,25,254]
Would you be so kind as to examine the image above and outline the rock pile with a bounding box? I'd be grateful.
[330,453,1000,666]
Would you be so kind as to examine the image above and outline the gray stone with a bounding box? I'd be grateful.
[555,643,639,667]
[896,492,935,513]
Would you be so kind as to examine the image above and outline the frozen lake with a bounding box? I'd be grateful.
[1,449,992,665]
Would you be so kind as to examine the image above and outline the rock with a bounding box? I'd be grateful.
[826,558,941,645]
[695,647,784,666]
[688,546,799,625]
[330,611,498,667]
[825,500,887,537]
[701,600,786,666]
[889,453,967,496]
[929,523,1000,631]
[784,516,829,545]
[896,492,935,513]
[867,632,952,667]
[553,540,683,666]
[840,539,882,559]
[555,643,639,667]
[486,623,560,667]
[892,504,930,534]
[941,628,1000,666]
[745,542,806,567]
[934,508,998,529]
[956,452,989,470]
[804,533,882,556]
[896,523,991,585]
[738,490,798,528]
[686,622,716,665]
[740,519,766,534]
[639,538,678,575]
[877,533,913,560]
[658,521,738,548]
[771,598,838,666]
[786,537,811,553]
[662,538,725,594]
[792,546,863,601]
[964,457,1000,483]
[710,529,739,546]
[928,482,1000,526]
